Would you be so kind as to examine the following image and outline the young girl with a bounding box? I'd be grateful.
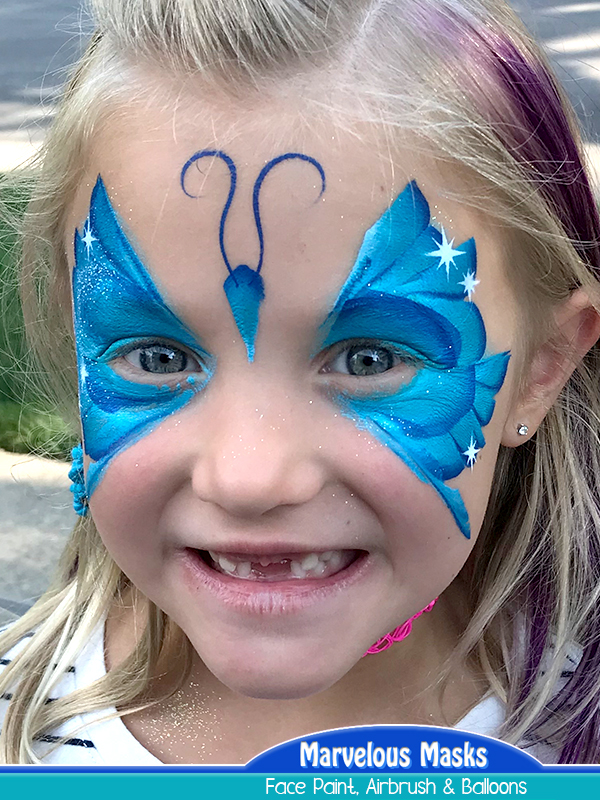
[2,0,600,767]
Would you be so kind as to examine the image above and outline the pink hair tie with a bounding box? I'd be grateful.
[362,598,438,656]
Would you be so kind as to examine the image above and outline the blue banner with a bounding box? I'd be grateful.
[3,725,600,796]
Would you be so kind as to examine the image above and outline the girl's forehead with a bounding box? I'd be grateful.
[68,101,516,341]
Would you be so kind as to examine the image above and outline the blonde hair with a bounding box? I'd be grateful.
[2,0,600,764]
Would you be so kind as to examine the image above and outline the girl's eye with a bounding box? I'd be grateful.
[344,345,394,376]
[111,341,206,381]
[319,340,419,394]
[325,342,415,377]
[125,345,190,374]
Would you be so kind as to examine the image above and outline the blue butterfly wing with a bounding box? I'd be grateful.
[73,177,207,497]
[323,182,510,538]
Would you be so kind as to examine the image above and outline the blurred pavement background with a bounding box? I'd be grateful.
[0,0,83,623]
[2,0,600,622]
[0,451,70,623]
[0,0,84,171]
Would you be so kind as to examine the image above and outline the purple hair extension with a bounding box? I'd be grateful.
[414,3,600,762]
[558,642,600,763]
[553,460,600,763]
[473,28,600,764]
[413,3,600,276]
[518,567,553,710]
[476,30,600,278]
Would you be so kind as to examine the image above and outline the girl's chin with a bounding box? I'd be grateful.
[200,664,347,700]
[188,637,363,700]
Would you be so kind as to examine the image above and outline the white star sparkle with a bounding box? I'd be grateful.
[458,270,480,301]
[82,221,97,254]
[463,435,481,470]
[428,227,465,278]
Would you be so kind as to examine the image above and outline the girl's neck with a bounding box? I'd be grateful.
[106,583,486,765]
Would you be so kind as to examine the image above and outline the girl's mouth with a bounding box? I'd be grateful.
[180,547,372,615]
[197,549,361,581]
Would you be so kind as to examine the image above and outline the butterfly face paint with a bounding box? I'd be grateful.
[180,150,326,361]
[322,181,510,538]
[73,177,212,499]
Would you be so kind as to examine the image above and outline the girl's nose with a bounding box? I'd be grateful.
[190,389,328,518]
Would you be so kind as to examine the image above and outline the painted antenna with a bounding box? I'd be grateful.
[181,150,326,361]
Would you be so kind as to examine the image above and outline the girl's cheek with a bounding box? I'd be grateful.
[322,422,480,572]
[89,432,184,550]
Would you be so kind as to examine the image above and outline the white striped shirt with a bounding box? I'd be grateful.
[0,625,577,765]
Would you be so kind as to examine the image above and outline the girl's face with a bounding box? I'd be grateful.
[67,95,520,699]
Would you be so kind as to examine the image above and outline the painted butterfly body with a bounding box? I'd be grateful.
[223,264,265,363]
[181,149,326,362]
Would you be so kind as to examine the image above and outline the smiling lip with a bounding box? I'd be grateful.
[179,547,370,615]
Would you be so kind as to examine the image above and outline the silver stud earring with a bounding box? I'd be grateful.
[517,424,529,437]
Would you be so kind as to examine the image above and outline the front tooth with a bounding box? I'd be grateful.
[209,550,220,562]
[310,561,327,576]
[301,553,319,570]
[259,556,272,567]
[219,555,237,573]
[320,551,334,562]
[236,561,252,578]
[290,560,307,578]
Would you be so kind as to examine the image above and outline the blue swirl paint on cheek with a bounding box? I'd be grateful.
[323,181,510,538]
[72,177,212,498]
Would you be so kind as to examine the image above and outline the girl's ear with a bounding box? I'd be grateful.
[502,289,600,447]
